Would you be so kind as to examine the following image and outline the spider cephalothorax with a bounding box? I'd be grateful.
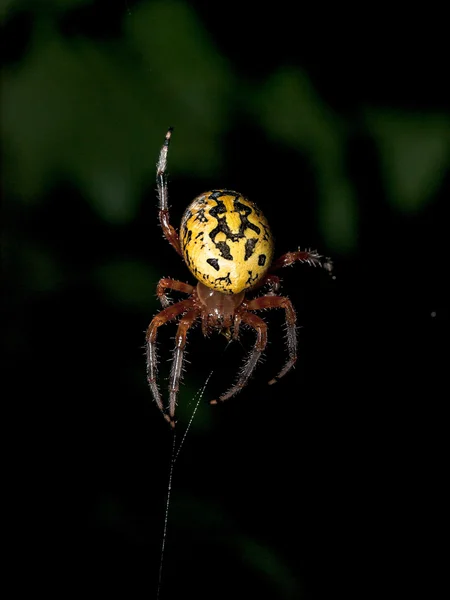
[146,128,332,427]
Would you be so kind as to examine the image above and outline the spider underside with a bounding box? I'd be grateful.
[146,129,332,427]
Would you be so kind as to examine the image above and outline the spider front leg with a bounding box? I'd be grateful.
[271,249,333,274]
[246,295,298,385]
[210,312,267,404]
[156,278,194,308]
[146,298,194,424]
[156,128,182,256]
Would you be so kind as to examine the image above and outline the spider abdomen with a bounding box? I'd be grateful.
[180,190,274,294]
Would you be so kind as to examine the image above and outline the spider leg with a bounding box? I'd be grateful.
[210,312,267,404]
[146,298,194,424]
[249,273,281,295]
[168,309,200,426]
[271,249,333,274]
[157,278,194,308]
[157,128,182,256]
[246,295,297,385]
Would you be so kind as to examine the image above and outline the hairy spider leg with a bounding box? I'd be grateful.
[156,127,182,256]
[249,273,281,295]
[210,311,268,404]
[271,250,333,273]
[246,295,298,385]
[168,308,200,427]
[156,278,194,308]
[146,298,194,421]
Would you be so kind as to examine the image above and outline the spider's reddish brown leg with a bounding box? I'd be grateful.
[146,298,194,424]
[210,312,267,404]
[156,278,194,308]
[246,295,298,385]
[156,128,182,256]
[249,273,281,295]
[271,250,333,274]
[168,309,200,426]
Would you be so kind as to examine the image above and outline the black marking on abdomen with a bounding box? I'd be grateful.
[207,258,220,271]
[262,223,271,241]
[246,271,259,286]
[182,228,192,254]
[244,238,257,261]
[208,194,262,261]
[233,198,261,236]
[214,240,233,260]
[215,272,232,286]
[194,208,208,223]
[258,254,266,266]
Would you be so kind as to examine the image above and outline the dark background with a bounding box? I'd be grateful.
[2,1,448,598]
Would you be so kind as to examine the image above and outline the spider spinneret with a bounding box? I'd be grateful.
[146,128,332,427]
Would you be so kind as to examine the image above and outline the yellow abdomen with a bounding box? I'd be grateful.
[180,190,274,294]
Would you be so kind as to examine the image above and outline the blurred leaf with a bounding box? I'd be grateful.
[2,23,148,221]
[238,536,300,599]
[172,492,300,597]
[0,0,91,20]
[0,0,14,20]
[125,0,234,176]
[366,109,450,212]
[254,68,357,252]
[319,174,358,252]
[254,67,342,156]
[2,0,234,221]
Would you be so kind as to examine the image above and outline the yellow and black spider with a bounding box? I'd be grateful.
[146,128,332,427]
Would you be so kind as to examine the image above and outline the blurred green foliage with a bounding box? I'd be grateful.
[365,110,449,212]
[3,0,448,242]
[2,0,232,220]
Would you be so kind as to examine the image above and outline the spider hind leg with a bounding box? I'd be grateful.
[210,312,267,404]
[245,294,298,386]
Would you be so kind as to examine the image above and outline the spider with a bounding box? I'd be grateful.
[146,128,333,427]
